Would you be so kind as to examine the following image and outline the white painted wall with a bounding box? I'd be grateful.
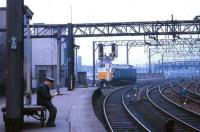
[31,38,67,87]
[0,8,6,29]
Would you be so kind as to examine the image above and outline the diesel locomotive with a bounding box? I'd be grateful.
[97,63,137,86]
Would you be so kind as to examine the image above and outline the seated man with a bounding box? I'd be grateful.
[37,77,57,127]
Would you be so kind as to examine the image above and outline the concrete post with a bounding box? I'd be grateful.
[56,30,61,94]
[25,16,32,105]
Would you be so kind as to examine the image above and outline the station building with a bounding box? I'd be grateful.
[0,7,70,96]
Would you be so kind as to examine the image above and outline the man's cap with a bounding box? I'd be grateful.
[46,77,55,83]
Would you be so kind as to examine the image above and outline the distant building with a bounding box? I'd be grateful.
[77,56,82,72]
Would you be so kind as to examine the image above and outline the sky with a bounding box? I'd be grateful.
[0,0,200,66]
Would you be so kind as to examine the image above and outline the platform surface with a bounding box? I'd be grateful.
[0,87,106,132]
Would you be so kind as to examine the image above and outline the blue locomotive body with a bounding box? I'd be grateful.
[111,65,136,86]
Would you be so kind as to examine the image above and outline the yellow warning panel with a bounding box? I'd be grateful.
[98,72,107,80]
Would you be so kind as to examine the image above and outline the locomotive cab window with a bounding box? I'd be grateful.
[100,64,105,67]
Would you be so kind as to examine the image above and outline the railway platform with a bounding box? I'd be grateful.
[0,87,106,132]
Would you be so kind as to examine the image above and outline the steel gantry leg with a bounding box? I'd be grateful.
[67,23,75,91]
[161,54,164,78]
[93,42,96,86]
[126,43,129,65]
[149,48,152,74]
[6,0,24,131]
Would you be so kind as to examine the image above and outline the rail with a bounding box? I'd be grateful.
[146,84,199,131]
[103,85,146,131]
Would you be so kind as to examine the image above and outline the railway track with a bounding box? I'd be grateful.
[196,82,200,94]
[103,86,148,132]
[162,84,200,115]
[101,80,200,131]
[177,79,200,97]
[186,81,198,93]
[123,84,172,131]
[147,84,200,131]
[124,83,193,132]
[172,82,200,103]
[194,80,200,94]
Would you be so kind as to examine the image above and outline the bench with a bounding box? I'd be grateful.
[1,105,46,127]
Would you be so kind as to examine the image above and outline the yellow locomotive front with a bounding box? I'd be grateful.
[97,63,112,82]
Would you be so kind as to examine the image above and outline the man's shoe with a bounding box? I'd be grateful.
[46,123,56,127]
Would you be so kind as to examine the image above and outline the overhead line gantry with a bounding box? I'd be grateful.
[25,19,200,90]
[29,20,200,38]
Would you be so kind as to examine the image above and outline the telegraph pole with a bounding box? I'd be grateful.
[6,0,24,131]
